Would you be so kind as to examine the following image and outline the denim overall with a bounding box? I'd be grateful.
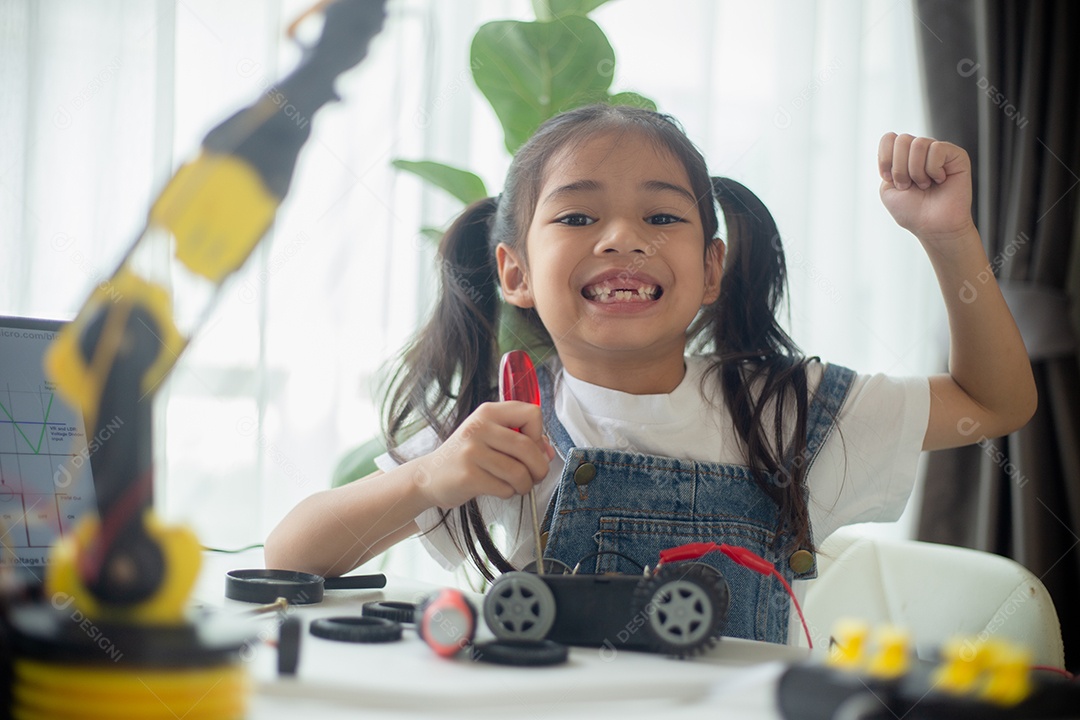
[537,362,856,644]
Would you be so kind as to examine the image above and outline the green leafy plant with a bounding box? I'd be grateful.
[332,0,654,487]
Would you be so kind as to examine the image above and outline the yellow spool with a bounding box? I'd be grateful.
[13,659,248,720]
[46,511,202,624]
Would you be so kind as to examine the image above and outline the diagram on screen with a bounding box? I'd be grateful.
[0,323,97,566]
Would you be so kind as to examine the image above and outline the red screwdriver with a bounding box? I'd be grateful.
[498,350,545,574]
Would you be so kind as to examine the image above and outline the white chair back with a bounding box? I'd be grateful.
[802,528,1065,668]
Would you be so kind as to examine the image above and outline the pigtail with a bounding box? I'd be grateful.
[709,177,799,359]
[384,197,514,580]
[693,177,814,553]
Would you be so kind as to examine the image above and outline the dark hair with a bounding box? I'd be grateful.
[385,104,815,579]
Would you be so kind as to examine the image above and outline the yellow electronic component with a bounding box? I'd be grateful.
[826,618,870,670]
[979,639,1033,707]
[150,151,280,283]
[865,626,911,680]
[46,511,201,624]
[45,268,185,430]
[13,659,247,720]
[933,637,986,695]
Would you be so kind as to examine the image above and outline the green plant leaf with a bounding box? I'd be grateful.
[420,226,443,245]
[531,0,614,20]
[498,306,554,360]
[331,436,386,488]
[472,17,615,154]
[392,160,488,205]
[608,90,657,111]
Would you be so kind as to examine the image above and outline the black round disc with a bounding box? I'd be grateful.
[470,639,569,667]
[226,569,328,604]
[309,616,401,643]
[225,569,325,604]
[362,601,416,624]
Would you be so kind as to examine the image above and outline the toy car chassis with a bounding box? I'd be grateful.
[482,557,730,658]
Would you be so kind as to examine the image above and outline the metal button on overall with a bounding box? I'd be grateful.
[573,463,596,486]
[788,549,815,574]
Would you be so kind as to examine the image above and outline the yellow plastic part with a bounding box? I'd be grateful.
[979,640,1033,706]
[933,637,985,695]
[865,626,911,680]
[45,268,185,430]
[823,622,1036,707]
[13,659,247,720]
[46,511,201,624]
[827,619,871,670]
[150,151,280,283]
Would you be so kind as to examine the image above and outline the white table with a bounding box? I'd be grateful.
[194,551,814,719]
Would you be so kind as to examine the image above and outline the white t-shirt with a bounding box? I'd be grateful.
[375,356,930,642]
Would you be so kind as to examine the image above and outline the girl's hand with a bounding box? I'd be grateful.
[408,401,555,510]
[878,133,976,246]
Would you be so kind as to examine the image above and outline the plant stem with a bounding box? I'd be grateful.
[532,0,553,22]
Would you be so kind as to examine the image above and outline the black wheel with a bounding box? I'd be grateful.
[483,571,557,641]
[633,562,729,658]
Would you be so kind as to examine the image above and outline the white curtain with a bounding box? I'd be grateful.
[0,0,935,585]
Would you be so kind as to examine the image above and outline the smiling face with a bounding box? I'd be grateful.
[497,130,723,392]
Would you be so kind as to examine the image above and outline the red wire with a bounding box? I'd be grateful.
[770,568,813,649]
[79,469,154,584]
[657,542,814,650]
[1032,665,1075,680]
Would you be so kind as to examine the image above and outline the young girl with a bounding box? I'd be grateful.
[266,105,1035,645]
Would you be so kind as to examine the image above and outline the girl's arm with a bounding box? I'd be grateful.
[878,133,1037,451]
[264,401,554,576]
[264,466,427,577]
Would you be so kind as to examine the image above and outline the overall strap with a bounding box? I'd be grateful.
[536,364,575,457]
[797,363,857,478]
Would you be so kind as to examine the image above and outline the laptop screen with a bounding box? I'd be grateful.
[0,316,98,570]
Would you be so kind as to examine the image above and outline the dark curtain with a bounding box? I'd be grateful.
[913,0,1080,670]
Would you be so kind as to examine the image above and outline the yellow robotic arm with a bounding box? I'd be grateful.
[3,4,387,719]
[42,1,388,626]
[0,7,388,720]
[43,0,386,624]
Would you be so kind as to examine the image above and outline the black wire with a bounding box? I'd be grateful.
[202,543,265,554]
[572,550,646,573]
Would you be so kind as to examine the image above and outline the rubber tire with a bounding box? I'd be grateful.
[633,562,729,658]
[309,616,402,643]
[483,571,557,641]
[470,639,569,666]
[362,601,417,624]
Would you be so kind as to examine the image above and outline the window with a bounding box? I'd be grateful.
[1,0,933,586]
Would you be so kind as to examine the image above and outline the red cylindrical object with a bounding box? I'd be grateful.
[499,350,540,406]
[418,588,476,658]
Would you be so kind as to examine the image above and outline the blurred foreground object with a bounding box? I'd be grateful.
[2,2,387,718]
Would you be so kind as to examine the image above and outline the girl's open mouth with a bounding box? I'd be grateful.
[582,279,663,304]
